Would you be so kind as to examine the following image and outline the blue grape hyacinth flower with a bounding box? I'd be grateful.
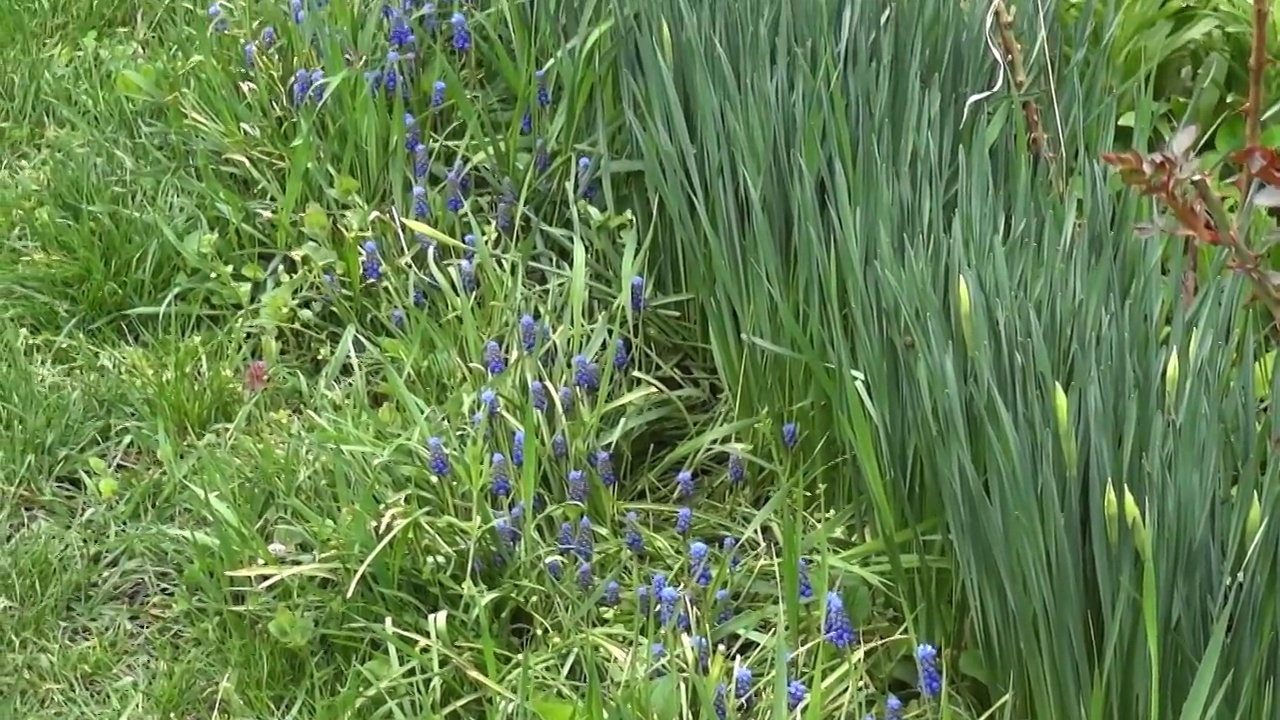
[361,240,382,281]
[782,421,799,449]
[519,315,538,352]
[722,537,741,570]
[459,259,476,294]
[787,679,808,710]
[479,387,499,416]
[291,69,312,105]
[450,12,470,51]
[484,340,506,375]
[728,453,745,484]
[733,666,754,710]
[613,337,629,370]
[798,558,813,600]
[557,521,574,552]
[568,469,587,504]
[601,580,620,607]
[427,436,449,476]
[495,515,519,547]
[688,541,712,587]
[536,69,551,107]
[917,642,943,698]
[715,588,733,624]
[512,430,525,467]
[822,590,857,650]
[575,516,593,561]
[595,450,616,488]
[675,506,692,535]
[886,694,904,720]
[690,635,710,673]
[412,184,429,219]
[413,143,429,179]
[446,162,467,212]
[496,181,516,235]
[490,453,510,497]
[389,14,414,47]
[404,113,420,151]
[572,354,600,391]
[657,586,679,627]
[576,156,597,200]
[624,512,644,554]
[630,276,646,312]
[713,684,727,720]
[309,69,325,103]
[208,2,228,32]
[676,469,695,499]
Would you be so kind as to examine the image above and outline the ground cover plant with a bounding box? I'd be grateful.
[1,0,954,718]
[617,0,1280,718]
[1,0,1277,719]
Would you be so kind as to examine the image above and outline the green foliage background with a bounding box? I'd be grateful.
[0,0,1276,719]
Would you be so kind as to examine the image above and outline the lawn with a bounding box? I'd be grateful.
[1,0,1277,719]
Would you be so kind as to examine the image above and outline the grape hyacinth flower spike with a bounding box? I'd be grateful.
[822,591,856,650]
[427,436,450,476]
[450,12,471,51]
[536,69,551,107]
[630,275,646,312]
[518,315,538,353]
[676,469,695,499]
[782,421,799,449]
[917,642,943,698]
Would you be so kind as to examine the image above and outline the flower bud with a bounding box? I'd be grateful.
[1105,480,1148,560]
[1054,380,1076,475]
[957,273,974,352]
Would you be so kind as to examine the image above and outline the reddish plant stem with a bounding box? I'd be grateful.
[1240,0,1270,198]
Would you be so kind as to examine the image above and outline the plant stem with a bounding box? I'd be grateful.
[993,1,1046,157]
[1240,0,1270,197]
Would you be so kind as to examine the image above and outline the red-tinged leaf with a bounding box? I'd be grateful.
[1102,151,1145,170]
[1252,185,1280,208]
[1116,169,1147,187]
[1232,147,1280,181]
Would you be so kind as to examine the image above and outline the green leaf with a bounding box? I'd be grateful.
[302,202,331,240]
[1215,115,1245,154]
[646,675,680,720]
[530,697,580,720]
[267,607,314,648]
